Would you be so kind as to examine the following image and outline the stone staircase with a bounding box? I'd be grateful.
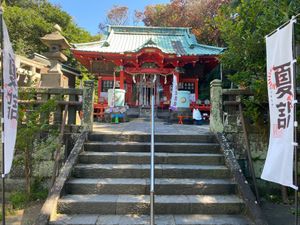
[50,133,253,225]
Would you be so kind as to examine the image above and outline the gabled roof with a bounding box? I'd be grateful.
[72,26,224,56]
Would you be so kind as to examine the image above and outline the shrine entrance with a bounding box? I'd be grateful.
[134,74,157,108]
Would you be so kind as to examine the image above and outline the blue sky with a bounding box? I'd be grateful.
[49,0,170,35]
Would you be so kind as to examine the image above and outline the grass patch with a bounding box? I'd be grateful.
[9,191,29,209]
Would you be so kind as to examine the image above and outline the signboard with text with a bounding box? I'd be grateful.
[261,19,297,189]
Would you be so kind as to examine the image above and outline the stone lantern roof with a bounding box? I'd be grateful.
[40,31,70,50]
[40,24,70,62]
[40,24,70,50]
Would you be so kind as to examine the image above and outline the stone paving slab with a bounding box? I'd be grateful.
[93,119,210,135]
[51,214,253,225]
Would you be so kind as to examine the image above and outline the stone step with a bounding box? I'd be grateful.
[79,152,225,165]
[57,194,244,215]
[88,133,216,143]
[66,178,236,195]
[50,214,253,225]
[84,142,220,153]
[73,164,230,179]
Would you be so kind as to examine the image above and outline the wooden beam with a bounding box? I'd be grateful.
[125,67,175,75]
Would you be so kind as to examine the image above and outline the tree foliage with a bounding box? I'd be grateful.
[17,88,58,195]
[216,0,300,124]
[3,0,98,56]
[142,0,230,45]
[99,5,129,32]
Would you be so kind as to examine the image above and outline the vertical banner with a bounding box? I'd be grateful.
[261,19,297,189]
[2,12,18,175]
[170,74,178,111]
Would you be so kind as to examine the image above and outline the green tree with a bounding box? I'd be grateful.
[17,88,58,195]
[3,0,99,56]
[216,0,300,124]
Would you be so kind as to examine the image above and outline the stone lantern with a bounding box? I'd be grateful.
[40,24,71,87]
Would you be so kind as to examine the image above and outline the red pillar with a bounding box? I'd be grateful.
[195,78,199,102]
[98,76,102,103]
[120,66,125,89]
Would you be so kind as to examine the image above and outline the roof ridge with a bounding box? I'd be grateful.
[193,43,225,51]
[72,40,103,47]
[109,25,192,30]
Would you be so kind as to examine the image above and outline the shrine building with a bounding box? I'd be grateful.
[71,26,224,114]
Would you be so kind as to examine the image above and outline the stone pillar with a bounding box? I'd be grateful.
[82,80,94,131]
[210,79,223,133]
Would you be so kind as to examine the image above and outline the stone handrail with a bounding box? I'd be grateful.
[215,133,268,225]
[34,131,88,225]
[18,87,83,126]
[19,87,83,95]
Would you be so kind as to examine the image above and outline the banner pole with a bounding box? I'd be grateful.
[0,4,5,225]
[292,17,298,225]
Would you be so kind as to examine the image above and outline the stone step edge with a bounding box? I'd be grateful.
[74,164,228,170]
[80,152,223,157]
[58,194,244,204]
[85,142,219,146]
[66,178,235,185]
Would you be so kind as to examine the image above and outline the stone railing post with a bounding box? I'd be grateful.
[82,80,94,131]
[210,79,223,133]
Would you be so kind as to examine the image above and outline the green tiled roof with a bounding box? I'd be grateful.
[72,26,224,56]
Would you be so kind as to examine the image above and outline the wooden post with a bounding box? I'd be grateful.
[120,66,125,89]
[82,80,94,131]
[195,78,199,102]
[98,76,102,103]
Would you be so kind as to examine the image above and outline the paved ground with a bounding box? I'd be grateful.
[93,119,210,135]
[4,200,295,225]
[6,201,43,225]
[261,201,295,225]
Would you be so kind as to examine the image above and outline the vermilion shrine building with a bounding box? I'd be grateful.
[72,26,223,112]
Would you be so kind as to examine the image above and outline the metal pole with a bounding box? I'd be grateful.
[292,18,298,225]
[0,5,5,224]
[150,94,155,225]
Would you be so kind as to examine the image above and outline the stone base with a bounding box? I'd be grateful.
[41,73,68,88]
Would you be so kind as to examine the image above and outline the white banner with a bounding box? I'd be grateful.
[170,74,178,111]
[261,19,297,189]
[2,12,18,175]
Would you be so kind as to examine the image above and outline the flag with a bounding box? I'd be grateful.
[170,74,178,111]
[261,19,297,189]
[1,10,18,175]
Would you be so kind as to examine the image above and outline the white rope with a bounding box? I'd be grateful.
[153,75,157,83]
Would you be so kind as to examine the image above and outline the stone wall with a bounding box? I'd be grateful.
[209,81,280,194]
